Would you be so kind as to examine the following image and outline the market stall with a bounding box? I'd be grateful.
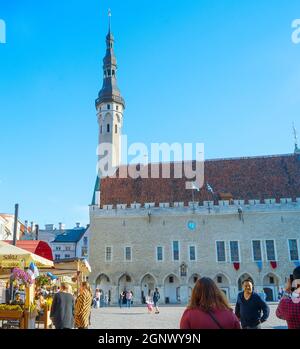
[0,241,54,329]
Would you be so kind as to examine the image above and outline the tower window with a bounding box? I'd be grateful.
[115,124,117,134]
[100,125,102,134]
[217,276,223,283]
[108,70,111,77]
[116,105,119,111]
[107,124,110,133]
[107,104,110,110]
[112,70,115,76]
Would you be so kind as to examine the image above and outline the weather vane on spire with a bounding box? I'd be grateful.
[108,8,112,32]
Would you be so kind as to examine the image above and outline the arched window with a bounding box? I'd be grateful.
[115,124,117,134]
[107,124,110,133]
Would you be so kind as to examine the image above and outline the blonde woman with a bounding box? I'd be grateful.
[74,282,93,329]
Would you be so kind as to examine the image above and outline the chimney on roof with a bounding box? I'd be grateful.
[58,222,65,230]
[76,222,80,228]
[30,222,34,233]
[24,220,28,233]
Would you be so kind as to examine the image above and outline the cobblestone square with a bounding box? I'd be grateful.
[90,304,287,329]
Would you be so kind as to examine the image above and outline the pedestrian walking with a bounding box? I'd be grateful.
[74,282,93,329]
[153,288,160,314]
[276,266,300,329]
[93,289,101,309]
[118,292,124,308]
[235,279,270,329]
[146,295,154,313]
[180,277,241,329]
[50,282,74,329]
[126,291,133,308]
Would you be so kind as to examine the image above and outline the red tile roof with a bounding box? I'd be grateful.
[99,154,300,206]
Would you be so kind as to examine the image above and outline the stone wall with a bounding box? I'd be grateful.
[89,199,300,304]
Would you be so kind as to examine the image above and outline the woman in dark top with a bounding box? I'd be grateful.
[180,277,241,329]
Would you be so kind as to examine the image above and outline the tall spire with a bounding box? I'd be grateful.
[95,9,125,109]
[293,122,300,154]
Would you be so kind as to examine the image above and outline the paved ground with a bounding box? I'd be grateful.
[90,304,288,329]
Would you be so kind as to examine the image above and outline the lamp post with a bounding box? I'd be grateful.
[9,204,19,303]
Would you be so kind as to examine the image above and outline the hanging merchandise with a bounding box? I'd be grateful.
[46,272,57,280]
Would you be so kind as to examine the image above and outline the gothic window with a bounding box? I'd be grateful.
[288,239,299,261]
[107,104,110,110]
[216,241,226,262]
[172,241,179,261]
[107,124,110,133]
[116,105,119,111]
[230,241,240,262]
[112,70,115,76]
[252,240,262,261]
[217,276,223,283]
[125,247,132,261]
[169,276,174,283]
[265,240,276,261]
[156,246,163,261]
[115,124,117,134]
[105,247,112,262]
[189,246,196,261]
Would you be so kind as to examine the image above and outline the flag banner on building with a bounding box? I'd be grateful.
[256,261,263,271]
[270,261,277,269]
[233,262,240,271]
[294,261,300,267]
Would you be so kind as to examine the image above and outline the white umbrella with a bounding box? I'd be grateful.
[0,240,53,269]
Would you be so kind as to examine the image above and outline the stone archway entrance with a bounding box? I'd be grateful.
[164,274,180,304]
[214,273,230,299]
[140,274,156,304]
[118,274,134,304]
[263,273,280,301]
[188,274,200,300]
[95,274,111,305]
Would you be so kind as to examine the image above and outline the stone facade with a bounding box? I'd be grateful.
[89,198,300,304]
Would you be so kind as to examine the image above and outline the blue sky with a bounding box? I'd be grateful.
[0,0,300,228]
